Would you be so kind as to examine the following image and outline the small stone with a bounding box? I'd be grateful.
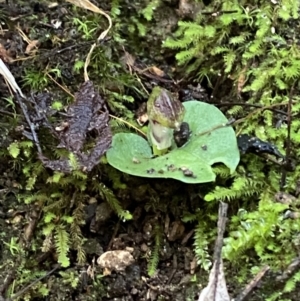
[97,250,134,274]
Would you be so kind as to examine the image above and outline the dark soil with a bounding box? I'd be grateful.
[0,1,294,301]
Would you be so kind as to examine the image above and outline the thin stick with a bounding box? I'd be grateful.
[235,102,293,136]
[197,118,235,136]
[214,202,228,262]
[212,202,228,299]
[0,108,18,117]
[233,265,270,301]
[280,83,294,188]
[15,94,42,155]
[276,257,300,282]
[9,265,60,301]
[108,113,147,137]
[45,72,74,98]
[212,102,288,116]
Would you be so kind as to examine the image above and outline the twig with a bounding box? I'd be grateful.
[131,64,174,83]
[181,229,194,245]
[0,271,15,296]
[55,41,90,54]
[167,254,177,284]
[197,119,235,136]
[0,59,24,97]
[14,94,42,155]
[0,109,19,117]
[198,202,230,301]
[201,10,238,16]
[280,83,294,188]
[106,112,147,137]
[45,72,74,98]
[234,102,292,136]
[8,265,60,301]
[212,202,228,298]
[107,221,120,250]
[66,0,112,81]
[212,102,288,116]
[276,257,300,282]
[214,202,228,262]
[233,265,270,301]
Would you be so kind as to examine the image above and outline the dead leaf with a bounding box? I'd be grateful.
[67,0,107,13]
[275,191,297,205]
[120,49,136,71]
[24,209,40,241]
[137,113,148,126]
[198,260,230,301]
[0,58,25,97]
[199,203,230,301]
[55,121,69,132]
[25,39,40,54]
[148,66,165,77]
[0,43,13,63]
[167,220,185,241]
[237,65,248,95]
[40,81,112,172]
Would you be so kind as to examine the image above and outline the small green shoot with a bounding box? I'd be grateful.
[73,60,85,74]
[23,68,49,90]
[4,237,21,256]
[72,17,97,40]
[3,96,17,117]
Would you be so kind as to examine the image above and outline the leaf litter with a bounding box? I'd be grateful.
[40,80,112,172]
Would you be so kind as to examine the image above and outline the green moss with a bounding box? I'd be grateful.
[163,0,300,298]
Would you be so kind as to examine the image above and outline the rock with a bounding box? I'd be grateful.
[97,250,134,275]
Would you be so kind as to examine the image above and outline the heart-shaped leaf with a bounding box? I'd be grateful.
[106,101,240,183]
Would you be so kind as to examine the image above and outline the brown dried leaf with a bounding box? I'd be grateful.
[148,66,165,77]
[24,210,39,242]
[0,43,13,63]
[237,65,248,95]
[25,39,40,54]
[55,122,69,132]
[120,50,136,69]
[167,221,185,241]
[40,81,112,172]
[67,0,103,13]
[61,81,105,152]
[275,191,297,205]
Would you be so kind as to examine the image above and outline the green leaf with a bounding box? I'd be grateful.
[204,25,216,38]
[141,0,160,21]
[107,101,240,184]
[224,51,236,73]
[8,142,20,158]
[229,35,246,45]
[53,172,63,182]
[51,101,64,110]
[44,212,56,223]
[55,226,70,267]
